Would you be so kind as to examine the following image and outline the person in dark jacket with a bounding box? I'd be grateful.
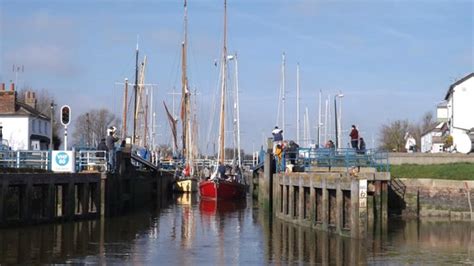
[106,127,119,172]
[97,138,108,158]
[358,137,366,154]
[286,140,299,165]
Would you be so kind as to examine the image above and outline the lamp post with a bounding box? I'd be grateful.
[334,93,344,149]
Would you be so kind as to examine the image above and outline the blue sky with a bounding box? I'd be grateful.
[1,0,472,153]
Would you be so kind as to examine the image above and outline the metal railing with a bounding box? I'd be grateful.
[76,150,108,172]
[275,148,389,173]
[0,150,50,170]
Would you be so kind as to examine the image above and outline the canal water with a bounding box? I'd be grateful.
[0,194,472,264]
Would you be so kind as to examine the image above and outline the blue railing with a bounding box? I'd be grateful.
[274,148,389,173]
[0,150,108,172]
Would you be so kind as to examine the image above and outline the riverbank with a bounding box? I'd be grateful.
[391,163,474,181]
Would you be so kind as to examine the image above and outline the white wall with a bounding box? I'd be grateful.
[452,76,474,131]
[436,106,448,121]
[0,116,29,150]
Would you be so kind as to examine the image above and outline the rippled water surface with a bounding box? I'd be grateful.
[0,194,472,264]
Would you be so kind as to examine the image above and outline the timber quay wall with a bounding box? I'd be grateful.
[0,155,174,227]
[271,171,390,239]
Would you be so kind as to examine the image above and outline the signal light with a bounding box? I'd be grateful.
[60,105,71,126]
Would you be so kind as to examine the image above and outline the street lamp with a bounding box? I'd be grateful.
[334,93,344,149]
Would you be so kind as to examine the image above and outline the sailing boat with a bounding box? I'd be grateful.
[173,0,198,193]
[199,0,246,200]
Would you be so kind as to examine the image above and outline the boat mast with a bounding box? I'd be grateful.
[218,0,227,164]
[140,57,148,147]
[318,89,322,148]
[132,41,139,145]
[282,52,286,135]
[296,63,300,145]
[181,0,193,171]
[235,54,241,168]
[122,78,129,139]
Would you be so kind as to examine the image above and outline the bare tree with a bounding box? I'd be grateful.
[379,111,437,152]
[73,108,121,147]
[379,120,411,152]
[410,111,438,148]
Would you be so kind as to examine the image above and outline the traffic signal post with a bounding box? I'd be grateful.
[60,105,71,150]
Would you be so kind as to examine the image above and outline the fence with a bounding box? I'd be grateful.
[0,150,50,170]
[0,150,108,172]
[275,148,389,173]
[77,150,108,172]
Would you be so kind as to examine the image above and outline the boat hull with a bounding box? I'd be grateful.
[199,179,246,200]
[173,179,198,193]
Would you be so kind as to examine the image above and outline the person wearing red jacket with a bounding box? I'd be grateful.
[349,125,359,149]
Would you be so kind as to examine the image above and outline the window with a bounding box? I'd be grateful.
[32,120,36,132]
[39,121,42,134]
[44,122,48,135]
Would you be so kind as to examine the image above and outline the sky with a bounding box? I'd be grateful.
[0,0,473,154]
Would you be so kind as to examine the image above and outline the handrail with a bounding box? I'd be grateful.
[0,150,50,170]
[77,150,108,172]
[275,147,389,173]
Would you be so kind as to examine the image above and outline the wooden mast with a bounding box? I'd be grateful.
[218,0,227,164]
[122,78,129,139]
[181,0,193,171]
[132,42,139,145]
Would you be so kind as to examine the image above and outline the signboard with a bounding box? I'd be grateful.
[359,179,367,208]
[52,151,75,173]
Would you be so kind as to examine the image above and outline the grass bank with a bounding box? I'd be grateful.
[390,163,474,181]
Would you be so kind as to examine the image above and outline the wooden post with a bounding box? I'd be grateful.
[45,181,55,220]
[336,178,343,234]
[322,178,328,231]
[0,179,9,223]
[20,180,33,222]
[64,181,75,220]
[80,183,89,216]
[298,176,304,222]
[309,178,316,224]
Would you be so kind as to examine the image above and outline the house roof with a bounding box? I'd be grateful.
[444,72,474,100]
[421,122,448,137]
[0,102,50,120]
[436,101,447,108]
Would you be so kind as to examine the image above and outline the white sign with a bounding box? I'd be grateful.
[52,151,75,173]
[359,179,367,208]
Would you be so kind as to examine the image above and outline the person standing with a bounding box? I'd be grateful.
[358,137,366,154]
[272,126,283,152]
[349,125,359,149]
[106,127,119,173]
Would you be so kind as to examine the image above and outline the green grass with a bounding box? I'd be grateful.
[390,163,474,180]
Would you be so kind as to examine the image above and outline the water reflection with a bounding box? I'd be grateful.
[0,197,471,264]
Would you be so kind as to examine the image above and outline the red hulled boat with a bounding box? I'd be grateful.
[199,178,246,200]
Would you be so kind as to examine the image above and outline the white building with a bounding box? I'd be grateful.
[421,122,447,153]
[432,72,474,153]
[0,83,51,151]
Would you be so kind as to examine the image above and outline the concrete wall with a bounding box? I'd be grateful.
[389,178,474,220]
[389,153,474,165]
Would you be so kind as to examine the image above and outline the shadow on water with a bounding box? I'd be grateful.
[0,195,472,264]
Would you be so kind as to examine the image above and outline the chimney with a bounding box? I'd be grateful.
[0,83,16,114]
[25,91,37,109]
[1,83,5,91]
